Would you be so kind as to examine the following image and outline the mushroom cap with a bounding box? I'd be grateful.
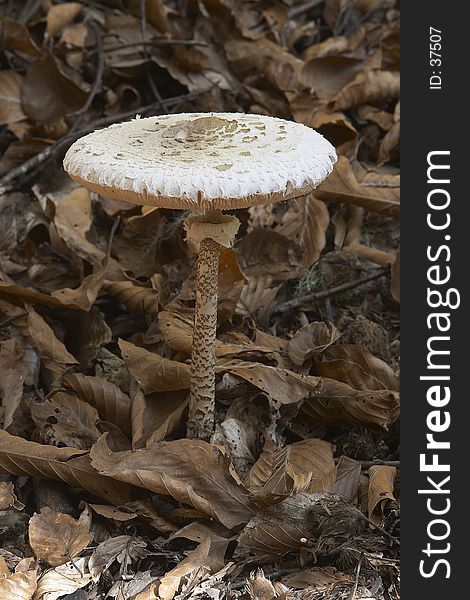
[63,112,337,211]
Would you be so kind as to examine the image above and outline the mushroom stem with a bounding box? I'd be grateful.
[187,235,220,440]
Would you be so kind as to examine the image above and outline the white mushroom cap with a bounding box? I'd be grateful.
[63,112,337,211]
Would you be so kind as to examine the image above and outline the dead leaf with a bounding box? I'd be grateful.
[119,339,190,393]
[333,456,361,502]
[63,373,132,438]
[0,430,131,505]
[0,337,28,430]
[26,305,78,375]
[314,344,399,391]
[333,69,400,110]
[367,465,398,525]
[0,482,25,511]
[0,18,43,57]
[301,378,400,430]
[300,56,363,102]
[46,3,82,39]
[276,195,329,269]
[0,568,37,600]
[217,359,321,404]
[105,280,160,316]
[159,537,227,600]
[89,534,148,579]
[0,71,26,126]
[28,391,100,450]
[131,387,188,447]
[35,557,92,600]
[29,508,90,567]
[90,434,256,529]
[288,322,341,366]
[315,156,400,216]
[22,55,87,125]
[246,438,335,502]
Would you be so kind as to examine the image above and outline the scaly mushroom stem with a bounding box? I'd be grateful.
[184,211,240,440]
[187,236,220,440]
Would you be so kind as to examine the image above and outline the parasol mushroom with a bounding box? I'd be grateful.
[63,112,337,440]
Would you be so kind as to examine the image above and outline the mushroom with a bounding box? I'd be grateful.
[63,112,337,440]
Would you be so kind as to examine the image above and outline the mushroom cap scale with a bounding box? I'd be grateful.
[63,112,337,211]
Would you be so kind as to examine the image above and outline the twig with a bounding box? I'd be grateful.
[0,312,28,329]
[0,91,205,194]
[349,556,362,600]
[272,268,388,315]
[288,0,325,19]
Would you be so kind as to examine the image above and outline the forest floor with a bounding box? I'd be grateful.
[0,1,400,599]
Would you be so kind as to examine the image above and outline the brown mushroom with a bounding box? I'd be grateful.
[63,112,337,440]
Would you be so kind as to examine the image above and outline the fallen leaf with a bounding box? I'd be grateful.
[0,71,26,126]
[89,535,148,579]
[314,344,399,391]
[0,430,131,505]
[28,391,100,450]
[119,339,190,393]
[90,433,256,529]
[246,438,335,502]
[391,246,400,302]
[287,322,341,366]
[26,306,78,375]
[367,465,398,525]
[159,537,227,600]
[0,482,25,511]
[333,69,400,110]
[21,55,87,125]
[35,557,92,600]
[0,18,43,57]
[29,508,90,567]
[0,337,28,430]
[301,378,400,430]
[46,3,82,39]
[104,280,159,316]
[333,456,361,502]
[0,568,37,600]
[315,156,400,216]
[276,195,329,269]
[63,373,132,438]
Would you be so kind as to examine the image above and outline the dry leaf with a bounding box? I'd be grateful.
[287,322,341,366]
[26,306,78,374]
[316,156,399,216]
[0,18,43,57]
[119,339,190,393]
[46,3,82,39]
[333,69,400,110]
[0,430,131,505]
[0,569,37,600]
[63,373,132,437]
[246,438,335,502]
[314,344,399,391]
[0,482,25,511]
[105,280,159,316]
[89,535,148,579]
[29,508,90,567]
[0,337,28,430]
[34,557,92,600]
[0,71,26,126]
[90,434,256,529]
[333,456,361,502]
[302,377,400,430]
[28,391,100,450]
[367,465,398,525]
[276,195,329,268]
[158,537,227,600]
